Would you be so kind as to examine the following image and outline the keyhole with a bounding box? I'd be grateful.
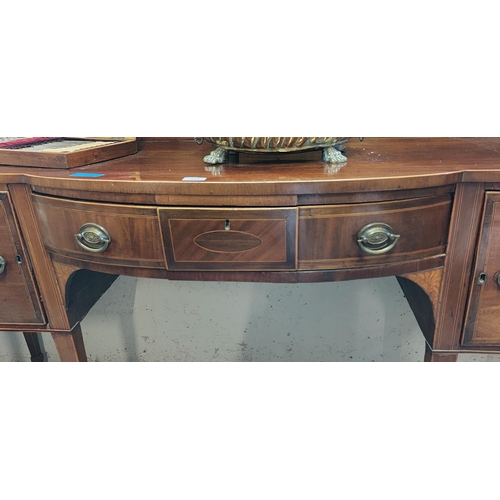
[225,219,230,230]
[478,272,487,285]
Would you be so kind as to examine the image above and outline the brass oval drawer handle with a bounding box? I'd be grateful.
[357,222,400,255]
[74,223,111,253]
[0,256,6,274]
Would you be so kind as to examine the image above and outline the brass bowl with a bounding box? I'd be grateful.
[200,137,350,164]
[205,137,348,152]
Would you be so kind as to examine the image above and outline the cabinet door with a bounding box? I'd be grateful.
[0,192,45,326]
[463,192,500,346]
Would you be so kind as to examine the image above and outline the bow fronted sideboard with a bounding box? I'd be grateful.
[1,137,500,362]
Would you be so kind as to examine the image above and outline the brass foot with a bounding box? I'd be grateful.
[203,147,228,164]
[322,146,348,163]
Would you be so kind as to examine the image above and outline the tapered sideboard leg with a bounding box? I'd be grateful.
[23,332,45,362]
[51,324,88,362]
[424,344,459,362]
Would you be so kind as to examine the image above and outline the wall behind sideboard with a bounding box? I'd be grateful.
[0,276,498,361]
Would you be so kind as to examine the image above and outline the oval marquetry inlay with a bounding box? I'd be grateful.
[194,231,262,253]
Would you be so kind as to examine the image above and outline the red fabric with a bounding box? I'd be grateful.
[0,137,55,148]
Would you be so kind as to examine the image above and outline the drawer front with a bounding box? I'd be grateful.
[298,194,452,269]
[159,208,297,270]
[33,194,166,268]
[463,192,500,346]
[0,193,45,325]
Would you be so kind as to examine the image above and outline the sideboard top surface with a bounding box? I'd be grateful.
[0,138,499,196]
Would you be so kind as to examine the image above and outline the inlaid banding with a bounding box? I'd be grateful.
[194,231,262,253]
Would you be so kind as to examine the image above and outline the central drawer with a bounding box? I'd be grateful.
[159,207,297,270]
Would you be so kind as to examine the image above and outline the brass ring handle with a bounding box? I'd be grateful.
[0,256,6,274]
[357,222,400,255]
[74,223,111,253]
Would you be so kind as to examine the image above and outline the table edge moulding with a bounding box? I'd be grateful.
[1,137,500,362]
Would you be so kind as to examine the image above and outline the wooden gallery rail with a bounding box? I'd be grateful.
[0,137,499,362]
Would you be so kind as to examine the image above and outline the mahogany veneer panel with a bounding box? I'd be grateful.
[32,194,166,269]
[298,194,453,269]
[0,193,45,326]
[463,192,500,345]
[159,208,297,270]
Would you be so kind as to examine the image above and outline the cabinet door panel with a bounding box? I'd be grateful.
[0,193,45,326]
[463,192,500,345]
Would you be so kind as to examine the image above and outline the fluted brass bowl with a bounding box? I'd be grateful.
[205,137,348,152]
[200,137,350,164]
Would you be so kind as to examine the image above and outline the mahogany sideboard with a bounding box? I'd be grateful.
[1,137,500,362]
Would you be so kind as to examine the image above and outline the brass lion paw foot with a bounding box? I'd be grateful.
[203,147,228,164]
[322,146,348,163]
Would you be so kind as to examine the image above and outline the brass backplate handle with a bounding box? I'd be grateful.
[357,222,400,255]
[0,256,5,274]
[75,223,111,253]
